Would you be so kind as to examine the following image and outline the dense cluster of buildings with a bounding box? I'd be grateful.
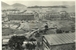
[2,8,75,22]
[2,6,75,50]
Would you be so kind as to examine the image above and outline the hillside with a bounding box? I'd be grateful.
[12,3,27,10]
[1,2,10,10]
[1,2,27,10]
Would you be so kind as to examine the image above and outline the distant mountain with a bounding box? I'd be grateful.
[1,2,10,9]
[1,2,15,10]
[12,3,27,9]
[1,2,27,10]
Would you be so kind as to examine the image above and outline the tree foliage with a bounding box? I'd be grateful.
[8,36,27,49]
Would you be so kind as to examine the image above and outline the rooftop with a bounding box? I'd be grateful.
[43,33,75,45]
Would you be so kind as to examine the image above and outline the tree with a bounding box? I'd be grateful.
[8,36,27,50]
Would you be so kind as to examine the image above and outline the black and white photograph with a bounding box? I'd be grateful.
[2,0,75,50]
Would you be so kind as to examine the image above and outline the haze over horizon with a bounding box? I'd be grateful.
[2,1,75,6]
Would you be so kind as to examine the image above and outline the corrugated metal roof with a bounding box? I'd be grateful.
[43,33,75,45]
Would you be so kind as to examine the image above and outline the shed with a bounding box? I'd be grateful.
[42,33,75,50]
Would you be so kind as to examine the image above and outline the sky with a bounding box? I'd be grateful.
[2,0,75,6]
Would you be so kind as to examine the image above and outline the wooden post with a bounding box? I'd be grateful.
[42,36,44,50]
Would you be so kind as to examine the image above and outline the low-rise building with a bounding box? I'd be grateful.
[42,33,75,50]
[8,14,35,21]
